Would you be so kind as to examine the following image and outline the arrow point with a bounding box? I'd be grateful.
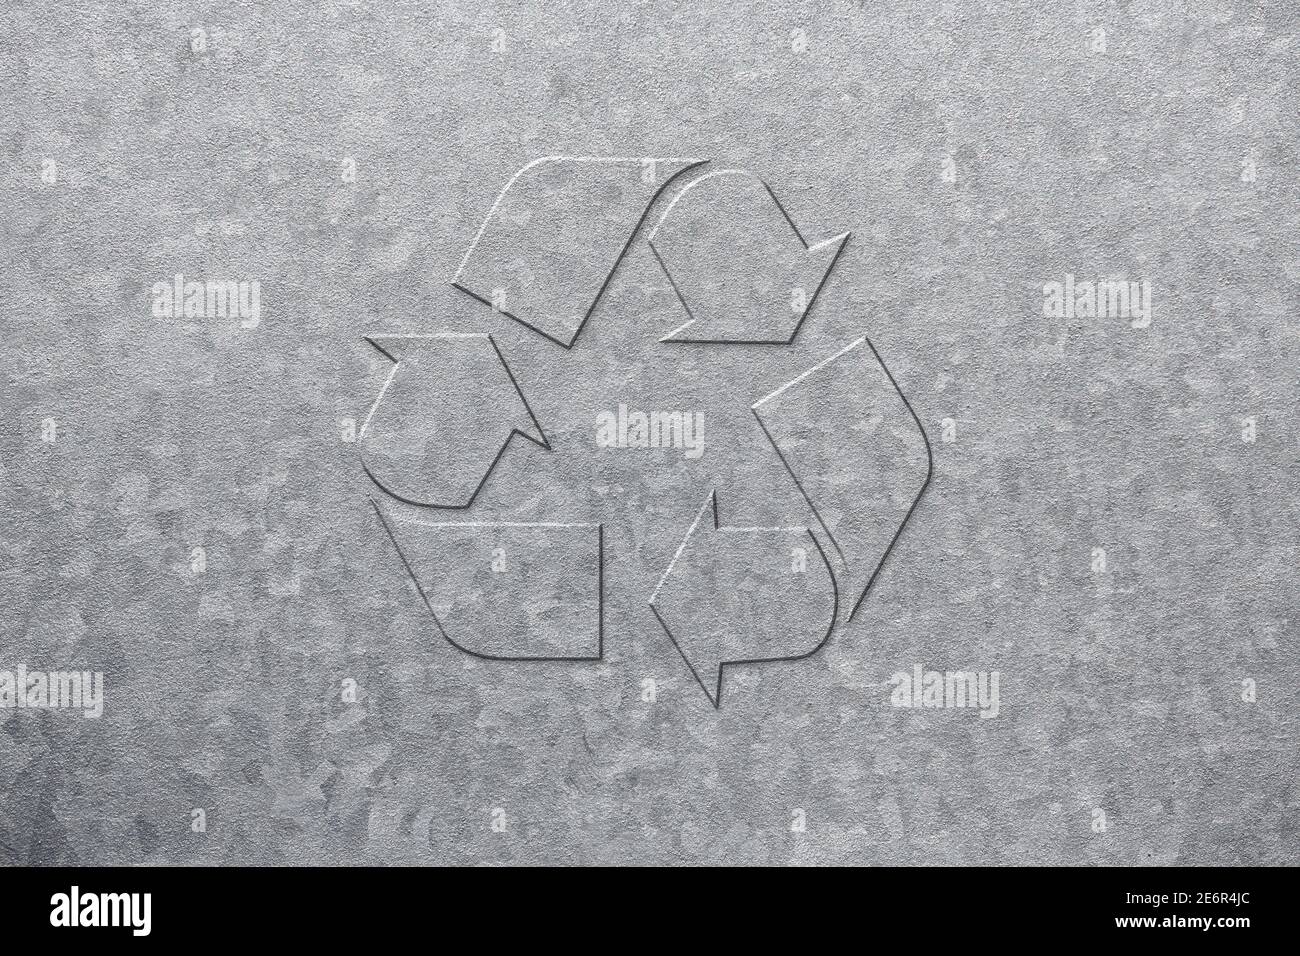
[703,662,724,709]
[364,336,406,362]
[806,230,850,268]
[514,414,549,449]
[360,334,549,506]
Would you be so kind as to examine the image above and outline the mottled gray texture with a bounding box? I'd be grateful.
[2,0,1298,866]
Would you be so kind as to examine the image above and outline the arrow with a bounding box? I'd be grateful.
[371,499,603,661]
[453,156,708,349]
[751,336,932,623]
[648,169,850,344]
[359,334,549,508]
[648,490,838,708]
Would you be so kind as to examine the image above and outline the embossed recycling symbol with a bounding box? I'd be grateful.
[359,156,932,708]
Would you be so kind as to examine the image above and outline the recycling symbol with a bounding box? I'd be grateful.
[359,156,932,708]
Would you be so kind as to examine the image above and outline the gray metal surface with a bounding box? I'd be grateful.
[1,1,1296,866]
